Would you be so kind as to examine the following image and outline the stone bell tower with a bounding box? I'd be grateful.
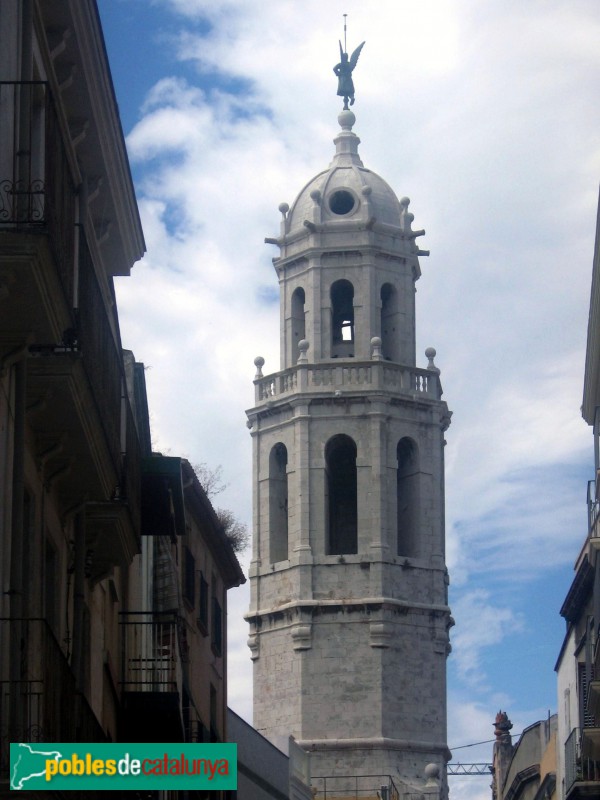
[245,107,453,798]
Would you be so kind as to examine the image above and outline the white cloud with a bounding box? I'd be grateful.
[450,590,525,689]
[108,2,600,796]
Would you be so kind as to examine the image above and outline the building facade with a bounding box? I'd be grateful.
[0,3,245,796]
[228,709,312,800]
[492,711,557,800]
[0,0,146,777]
[246,107,453,798]
[555,191,600,800]
[123,456,245,747]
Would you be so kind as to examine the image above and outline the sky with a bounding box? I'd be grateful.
[97,1,600,797]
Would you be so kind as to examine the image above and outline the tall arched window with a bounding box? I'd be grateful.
[325,435,357,554]
[397,438,419,557]
[331,280,355,358]
[291,287,306,363]
[269,443,288,562]
[380,283,399,362]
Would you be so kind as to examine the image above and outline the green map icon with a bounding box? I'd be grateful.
[10,743,63,790]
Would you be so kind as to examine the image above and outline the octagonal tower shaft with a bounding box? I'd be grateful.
[246,111,452,798]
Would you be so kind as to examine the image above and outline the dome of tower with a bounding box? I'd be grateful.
[284,110,406,233]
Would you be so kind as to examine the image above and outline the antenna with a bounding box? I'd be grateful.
[343,13,347,54]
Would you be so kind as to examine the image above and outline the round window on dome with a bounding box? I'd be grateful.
[329,190,356,216]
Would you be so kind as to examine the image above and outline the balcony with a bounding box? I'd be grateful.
[0,81,77,300]
[565,727,600,799]
[119,612,185,742]
[0,82,142,565]
[0,618,106,784]
[311,774,401,800]
[587,479,600,546]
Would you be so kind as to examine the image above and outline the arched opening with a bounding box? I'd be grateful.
[269,443,288,562]
[397,438,419,557]
[325,435,357,554]
[291,287,306,363]
[381,283,399,362]
[331,280,354,358]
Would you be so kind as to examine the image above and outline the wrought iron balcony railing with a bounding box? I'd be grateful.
[78,227,141,529]
[119,612,183,694]
[565,727,600,796]
[587,480,600,540]
[0,81,77,301]
[0,618,106,781]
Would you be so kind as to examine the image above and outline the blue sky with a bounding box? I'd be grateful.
[97,2,600,797]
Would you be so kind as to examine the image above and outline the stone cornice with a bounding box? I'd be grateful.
[297,736,451,762]
[245,595,451,622]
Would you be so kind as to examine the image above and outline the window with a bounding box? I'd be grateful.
[579,661,596,728]
[269,443,288,562]
[397,438,419,556]
[325,435,358,554]
[331,280,355,357]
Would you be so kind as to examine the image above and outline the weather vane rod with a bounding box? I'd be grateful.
[333,15,365,111]
[344,13,347,53]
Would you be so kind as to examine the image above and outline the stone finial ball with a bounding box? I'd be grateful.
[310,189,322,203]
[254,356,265,368]
[425,347,436,359]
[424,763,440,780]
[361,185,372,196]
[338,109,356,129]
[278,202,289,215]
[298,339,309,352]
[400,196,410,207]
[371,337,382,346]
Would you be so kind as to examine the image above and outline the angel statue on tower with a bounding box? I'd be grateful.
[333,39,365,110]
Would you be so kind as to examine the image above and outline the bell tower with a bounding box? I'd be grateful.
[246,108,453,798]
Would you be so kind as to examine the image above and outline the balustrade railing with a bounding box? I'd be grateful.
[588,480,600,540]
[255,361,441,403]
[0,81,76,302]
[78,228,122,472]
[565,727,600,795]
[565,728,579,794]
[312,774,400,800]
[0,618,105,780]
[79,231,142,544]
[120,612,183,694]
